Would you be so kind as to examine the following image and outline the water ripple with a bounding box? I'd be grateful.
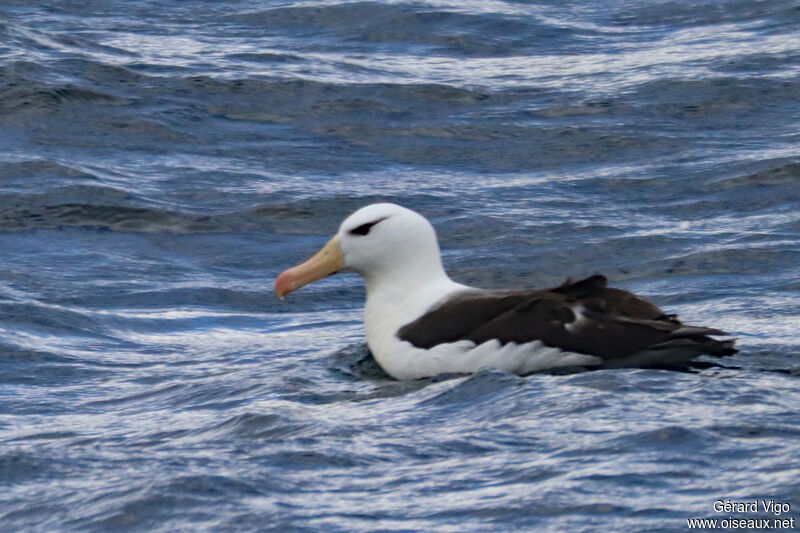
[1,0,798,531]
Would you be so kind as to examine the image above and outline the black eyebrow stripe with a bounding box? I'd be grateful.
[349,216,388,236]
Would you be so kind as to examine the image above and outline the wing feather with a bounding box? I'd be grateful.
[396,275,735,364]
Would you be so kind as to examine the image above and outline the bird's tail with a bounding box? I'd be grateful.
[602,328,737,370]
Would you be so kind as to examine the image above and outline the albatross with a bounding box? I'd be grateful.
[274,203,736,380]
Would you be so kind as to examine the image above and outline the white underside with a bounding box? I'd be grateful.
[375,336,602,381]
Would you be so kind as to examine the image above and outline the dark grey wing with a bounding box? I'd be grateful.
[397,275,736,367]
[397,289,532,348]
[551,274,676,322]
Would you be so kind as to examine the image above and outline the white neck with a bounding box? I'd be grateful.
[363,264,467,361]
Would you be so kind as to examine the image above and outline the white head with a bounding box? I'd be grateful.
[275,203,447,297]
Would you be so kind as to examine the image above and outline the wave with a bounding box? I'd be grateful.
[0,177,446,233]
[224,2,596,56]
[0,160,101,183]
[717,161,800,187]
[0,203,222,233]
[0,69,127,115]
[610,0,799,27]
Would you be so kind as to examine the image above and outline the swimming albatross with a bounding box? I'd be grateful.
[275,203,736,380]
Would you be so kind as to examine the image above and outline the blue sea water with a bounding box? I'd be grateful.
[1,0,799,531]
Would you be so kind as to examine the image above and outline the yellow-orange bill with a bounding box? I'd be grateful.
[275,235,343,298]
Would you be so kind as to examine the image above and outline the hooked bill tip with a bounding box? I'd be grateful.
[274,270,293,299]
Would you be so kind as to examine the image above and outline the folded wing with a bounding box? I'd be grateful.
[397,275,736,369]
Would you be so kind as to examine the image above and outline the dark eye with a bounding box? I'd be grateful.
[348,217,387,236]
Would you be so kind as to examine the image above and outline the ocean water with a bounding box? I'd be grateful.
[1,0,799,531]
